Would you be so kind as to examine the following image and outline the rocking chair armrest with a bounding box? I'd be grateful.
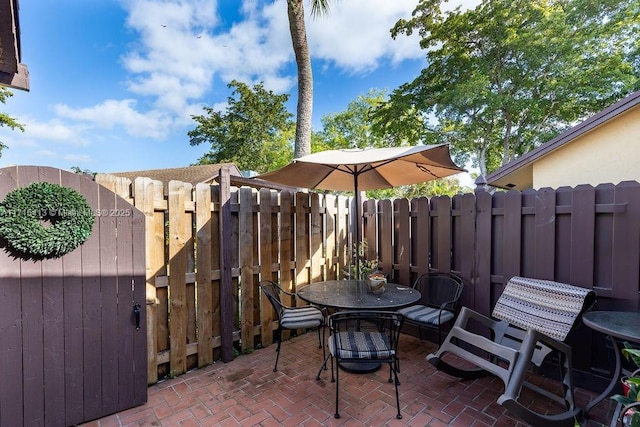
[455,306,507,332]
[527,328,572,354]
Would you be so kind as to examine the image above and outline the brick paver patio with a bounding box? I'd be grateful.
[81,331,616,426]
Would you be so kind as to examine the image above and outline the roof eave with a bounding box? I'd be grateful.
[0,0,29,91]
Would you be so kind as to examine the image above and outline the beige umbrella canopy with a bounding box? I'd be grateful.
[256,144,465,277]
[257,144,464,192]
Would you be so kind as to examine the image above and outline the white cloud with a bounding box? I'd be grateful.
[117,0,429,113]
[35,149,58,158]
[54,99,171,139]
[63,153,93,164]
[47,0,440,146]
[307,0,424,72]
[0,116,90,148]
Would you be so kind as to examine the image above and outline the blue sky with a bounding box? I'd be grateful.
[0,0,478,178]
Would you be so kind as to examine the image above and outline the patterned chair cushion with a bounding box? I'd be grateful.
[330,331,394,359]
[492,276,595,341]
[398,305,455,325]
[280,306,324,329]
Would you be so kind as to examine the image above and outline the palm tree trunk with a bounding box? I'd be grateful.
[287,0,313,159]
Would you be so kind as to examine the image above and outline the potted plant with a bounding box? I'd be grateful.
[367,272,387,295]
[611,344,640,426]
[344,240,378,280]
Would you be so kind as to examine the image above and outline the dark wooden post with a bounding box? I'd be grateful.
[218,168,234,362]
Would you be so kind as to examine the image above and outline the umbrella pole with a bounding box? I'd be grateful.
[354,173,360,280]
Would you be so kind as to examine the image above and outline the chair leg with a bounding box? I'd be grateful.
[316,355,331,380]
[273,329,282,372]
[330,355,335,382]
[318,325,326,363]
[556,351,574,410]
[392,362,402,419]
[334,357,340,418]
[391,361,401,385]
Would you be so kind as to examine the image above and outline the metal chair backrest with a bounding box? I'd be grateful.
[329,310,403,359]
[413,272,464,310]
[259,281,284,318]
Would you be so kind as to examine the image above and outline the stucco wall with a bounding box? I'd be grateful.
[533,106,640,189]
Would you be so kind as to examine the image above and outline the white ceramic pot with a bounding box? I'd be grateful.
[368,276,386,295]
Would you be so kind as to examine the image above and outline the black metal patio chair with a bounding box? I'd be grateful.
[317,310,404,419]
[259,280,325,372]
[397,272,464,345]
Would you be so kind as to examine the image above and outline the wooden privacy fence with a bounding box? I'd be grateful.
[96,171,353,383]
[97,171,640,386]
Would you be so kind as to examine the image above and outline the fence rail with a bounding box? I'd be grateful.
[96,172,640,385]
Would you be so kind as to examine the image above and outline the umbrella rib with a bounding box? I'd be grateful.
[308,164,348,188]
[416,163,465,177]
[325,164,374,178]
[416,164,438,178]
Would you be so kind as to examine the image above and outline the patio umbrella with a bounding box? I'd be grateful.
[255,144,465,277]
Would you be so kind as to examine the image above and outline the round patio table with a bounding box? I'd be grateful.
[582,311,640,424]
[297,279,420,373]
[297,279,420,311]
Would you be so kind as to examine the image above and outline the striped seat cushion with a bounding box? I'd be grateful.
[492,276,595,341]
[398,305,454,325]
[280,306,324,329]
[330,331,394,360]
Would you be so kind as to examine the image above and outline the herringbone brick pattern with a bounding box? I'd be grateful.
[82,332,615,426]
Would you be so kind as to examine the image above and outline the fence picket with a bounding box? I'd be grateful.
[411,197,430,279]
[533,188,556,279]
[239,187,255,353]
[431,196,452,274]
[503,190,523,282]
[379,200,393,278]
[195,183,213,366]
[168,181,188,377]
[295,192,310,287]
[259,188,274,348]
[569,185,596,287]
[394,198,411,285]
[325,194,338,279]
[311,192,323,283]
[453,193,476,309]
[280,190,294,293]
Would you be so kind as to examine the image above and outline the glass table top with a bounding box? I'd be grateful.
[297,279,421,310]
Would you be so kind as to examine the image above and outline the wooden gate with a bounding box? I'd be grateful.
[0,166,147,426]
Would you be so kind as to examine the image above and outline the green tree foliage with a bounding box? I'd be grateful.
[369,176,469,200]
[188,80,295,173]
[70,166,97,177]
[377,0,639,176]
[317,89,389,150]
[0,87,25,156]
[316,89,428,151]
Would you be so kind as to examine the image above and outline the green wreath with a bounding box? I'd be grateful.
[0,182,95,258]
